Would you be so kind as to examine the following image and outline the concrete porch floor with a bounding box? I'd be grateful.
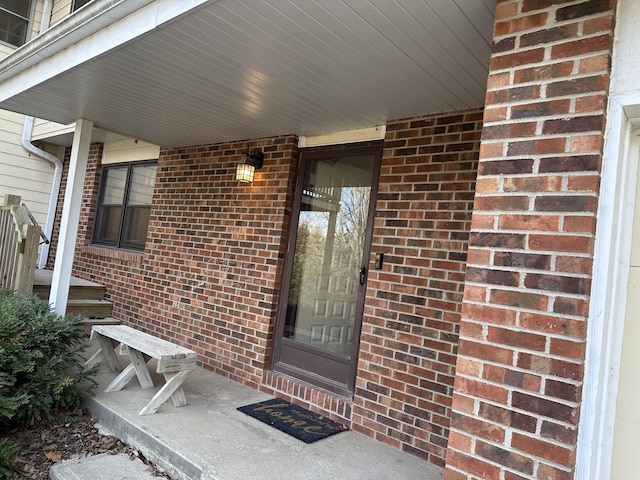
[83,345,445,480]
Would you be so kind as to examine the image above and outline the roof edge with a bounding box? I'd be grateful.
[0,0,156,83]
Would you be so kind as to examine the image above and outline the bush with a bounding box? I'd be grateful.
[0,439,20,478]
[0,288,97,431]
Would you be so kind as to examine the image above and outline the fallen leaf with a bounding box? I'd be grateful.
[45,451,62,462]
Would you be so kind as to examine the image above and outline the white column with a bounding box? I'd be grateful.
[49,119,93,315]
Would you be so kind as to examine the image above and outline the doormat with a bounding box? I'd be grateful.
[237,398,348,444]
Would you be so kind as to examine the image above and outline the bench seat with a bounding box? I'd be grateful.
[86,325,197,415]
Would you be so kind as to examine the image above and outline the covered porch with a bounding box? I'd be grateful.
[78,344,444,480]
[0,0,621,478]
[0,0,494,469]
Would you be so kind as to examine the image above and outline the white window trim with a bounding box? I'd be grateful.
[576,93,640,479]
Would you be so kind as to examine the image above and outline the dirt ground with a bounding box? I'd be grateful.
[4,409,171,479]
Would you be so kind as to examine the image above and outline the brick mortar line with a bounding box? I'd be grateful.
[456,332,586,361]
[450,376,582,417]
[463,283,591,301]
[467,229,596,239]
[460,296,589,320]
[445,429,575,476]
[493,11,612,32]
[458,324,586,355]
[465,264,593,276]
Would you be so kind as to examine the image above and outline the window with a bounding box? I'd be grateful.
[93,161,157,251]
[0,0,32,47]
[72,0,93,12]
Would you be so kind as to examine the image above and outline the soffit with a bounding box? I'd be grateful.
[0,0,495,148]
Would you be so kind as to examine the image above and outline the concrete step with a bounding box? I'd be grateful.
[49,452,160,480]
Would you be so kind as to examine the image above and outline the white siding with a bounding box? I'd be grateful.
[51,0,73,27]
[103,139,160,164]
[0,111,54,225]
[30,0,43,40]
[0,43,14,57]
[0,1,62,224]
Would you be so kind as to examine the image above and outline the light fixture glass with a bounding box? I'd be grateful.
[235,149,264,184]
[236,162,256,183]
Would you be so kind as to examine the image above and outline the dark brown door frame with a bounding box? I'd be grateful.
[272,141,383,397]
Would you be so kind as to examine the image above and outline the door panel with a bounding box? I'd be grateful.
[274,144,381,395]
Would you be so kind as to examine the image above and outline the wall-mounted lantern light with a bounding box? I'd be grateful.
[236,149,264,183]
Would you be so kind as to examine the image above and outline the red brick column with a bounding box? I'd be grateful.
[445,1,615,479]
[352,109,483,466]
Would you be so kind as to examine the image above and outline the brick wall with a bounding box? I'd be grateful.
[261,112,483,462]
[351,110,483,466]
[70,136,299,388]
[445,1,616,479]
[58,111,481,466]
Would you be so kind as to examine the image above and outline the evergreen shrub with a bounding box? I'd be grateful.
[0,288,97,431]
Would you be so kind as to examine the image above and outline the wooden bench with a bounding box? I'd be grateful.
[86,325,197,415]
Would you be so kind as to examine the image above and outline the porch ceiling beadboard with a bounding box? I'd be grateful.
[0,0,495,148]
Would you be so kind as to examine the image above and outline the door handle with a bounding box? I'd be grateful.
[359,265,367,286]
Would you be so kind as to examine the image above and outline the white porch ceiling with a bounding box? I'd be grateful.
[0,0,495,148]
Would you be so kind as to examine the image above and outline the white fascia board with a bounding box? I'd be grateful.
[0,0,212,102]
[31,120,75,141]
[299,126,387,148]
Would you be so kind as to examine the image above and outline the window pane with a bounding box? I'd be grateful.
[127,165,156,205]
[94,206,122,244]
[0,11,27,46]
[72,0,93,11]
[93,162,156,250]
[102,167,127,204]
[0,0,31,18]
[284,154,374,357]
[121,206,151,249]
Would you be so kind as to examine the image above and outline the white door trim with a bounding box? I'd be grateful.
[576,93,640,478]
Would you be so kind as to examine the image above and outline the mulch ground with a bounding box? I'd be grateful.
[3,409,171,479]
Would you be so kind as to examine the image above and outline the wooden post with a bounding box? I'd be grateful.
[1,195,40,293]
[0,207,16,288]
[4,194,20,206]
[15,224,40,294]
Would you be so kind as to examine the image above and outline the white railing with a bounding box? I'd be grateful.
[0,195,43,294]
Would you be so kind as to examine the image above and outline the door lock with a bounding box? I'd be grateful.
[359,265,367,286]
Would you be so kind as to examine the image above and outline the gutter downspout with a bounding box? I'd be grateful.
[21,0,59,268]
[22,116,61,268]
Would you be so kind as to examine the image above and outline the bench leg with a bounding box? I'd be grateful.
[83,349,104,369]
[104,363,136,392]
[95,334,121,372]
[138,370,191,415]
[104,347,155,392]
[125,346,154,389]
[166,372,188,407]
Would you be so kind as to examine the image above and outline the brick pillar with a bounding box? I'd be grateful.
[445,1,616,479]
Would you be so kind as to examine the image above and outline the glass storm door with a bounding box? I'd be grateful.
[274,144,381,396]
